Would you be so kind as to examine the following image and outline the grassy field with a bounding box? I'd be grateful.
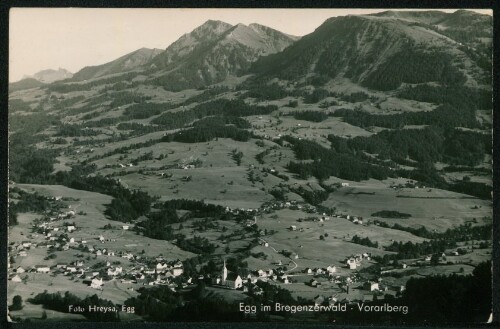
[321,178,492,232]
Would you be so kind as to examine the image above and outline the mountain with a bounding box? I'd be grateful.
[149,20,299,90]
[9,77,46,92]
[371,10,492,47]
[71,47,164,81]
[26,68,73,83]
[251,10,491,91]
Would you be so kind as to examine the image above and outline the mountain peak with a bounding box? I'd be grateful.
[29,67,73,83]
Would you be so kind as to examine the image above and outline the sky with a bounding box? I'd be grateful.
[9,8,493,82]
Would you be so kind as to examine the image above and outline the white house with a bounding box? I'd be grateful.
[90,278,103,289]
[156,262,169,271]
[341,182,350,187]
[16,266,25,274]
[172,267,184,277]
[67,225,76,232]
[347,258,357,270]
[290,225,297,231]
[366,281,379,291]
[36,265,51,273]
[327,265,337,275]
[11,275,22,282]
[122,225,129,230]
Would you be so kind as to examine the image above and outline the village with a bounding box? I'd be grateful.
[8,180,488,315]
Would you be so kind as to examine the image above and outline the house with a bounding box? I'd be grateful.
[309,279,320,287]
[90,278,103,289]
[327,266,337,275]
[156,262,169,271]
[305,268,313,274]
[67,226,76,232]
[69,237,75,243]
[56,263,68,269]
[364,281,379,291]
[36,265,51,273]
[315,268,324,275]
[341,182,350,187]
[16,266,25,274]
[122,225,129,230]
[18,251,27,257]
[290,225,297,231]
[257,269,266,277]
[11,275,22,282]
[107,267,123,276]
[346,258,357,270]
[99,235,105,242]
[172,267,184,277]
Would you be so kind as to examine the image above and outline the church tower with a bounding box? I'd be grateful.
[222,259,228,282]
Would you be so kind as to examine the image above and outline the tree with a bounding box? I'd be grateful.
[430,253,440,265]
[10,295,23,311]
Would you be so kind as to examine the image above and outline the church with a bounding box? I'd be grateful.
[221,259,243,289]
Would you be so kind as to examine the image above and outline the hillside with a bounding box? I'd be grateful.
[251,11,491,90]
[71,47,164,81]
[8,78,45,92]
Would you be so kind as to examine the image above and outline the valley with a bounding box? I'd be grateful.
[7,9,493,324]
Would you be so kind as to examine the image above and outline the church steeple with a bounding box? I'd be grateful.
[222,258,228,282]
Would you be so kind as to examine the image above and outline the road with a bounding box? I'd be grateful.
[259,237,298,273]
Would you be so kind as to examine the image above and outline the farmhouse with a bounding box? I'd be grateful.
[122,225,129,230]
[341,182,350,187]
[346,258,357,270]
[16,266,25,274]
